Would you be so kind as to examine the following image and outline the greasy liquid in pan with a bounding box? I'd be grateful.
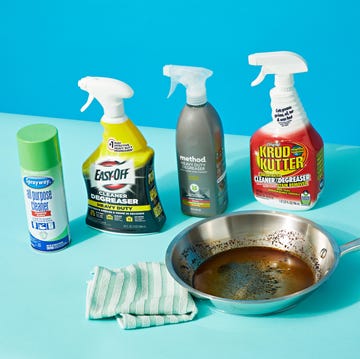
[193,246,315,300]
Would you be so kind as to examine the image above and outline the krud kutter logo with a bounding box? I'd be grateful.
[256,141,308,176]
[90,159,136,192]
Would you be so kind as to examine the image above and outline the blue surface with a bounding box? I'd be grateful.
[1,113,360,358]
[1,0,360,145]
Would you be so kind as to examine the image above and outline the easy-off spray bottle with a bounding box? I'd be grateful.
[79,76,166,233]
[163,65,228,217]
[248,51,324,210]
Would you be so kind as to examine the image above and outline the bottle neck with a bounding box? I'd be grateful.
[270,86,308,129]
[186,91,207,106]
[101,114,128,124]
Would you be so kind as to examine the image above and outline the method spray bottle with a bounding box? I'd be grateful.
[79,76,166,233]
[163,65,228,217]
[248,51,324,210]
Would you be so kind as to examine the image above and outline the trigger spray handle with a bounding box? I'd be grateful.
[80,94,94,112]
[248,51,308,88]
[163,65,213,106]
[78,76,134,123]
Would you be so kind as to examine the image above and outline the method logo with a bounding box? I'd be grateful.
[24,176,53,189]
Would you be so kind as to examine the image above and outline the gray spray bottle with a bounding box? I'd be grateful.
[163,65,228,217]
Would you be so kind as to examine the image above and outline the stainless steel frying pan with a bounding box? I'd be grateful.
[165,211,360,315]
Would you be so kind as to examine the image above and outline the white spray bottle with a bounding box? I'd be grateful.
[248,51,324,210]
[163,65,228,217]
[79,76,166,233]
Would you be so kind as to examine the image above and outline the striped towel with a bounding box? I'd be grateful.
[86,262,198,329]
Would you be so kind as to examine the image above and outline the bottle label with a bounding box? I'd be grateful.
[178,154,210,210]
[251,139,324,208]
[21,167,70,251]
[178,148,227,215]
[84,156,166,233]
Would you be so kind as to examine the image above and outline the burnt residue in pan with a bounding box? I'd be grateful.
[192,246,315,300]
[177,230,321,297]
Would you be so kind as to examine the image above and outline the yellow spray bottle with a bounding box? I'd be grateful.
[78,76,166,233]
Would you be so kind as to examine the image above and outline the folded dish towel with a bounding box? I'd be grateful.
[86,262,198,329]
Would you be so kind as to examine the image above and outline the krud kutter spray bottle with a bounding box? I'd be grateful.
[16,124,71,251]
[78,76,166,233]
[163,65,228,217]
[248,51,324,210]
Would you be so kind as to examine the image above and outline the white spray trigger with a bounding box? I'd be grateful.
[80,94,94,112]
[163,65,212,106]
[251,68,267,87]
[78,76,134,124]
[249,51,308,88]
[167,78,179,99]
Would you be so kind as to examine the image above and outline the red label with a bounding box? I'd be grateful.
[250,125,324,208]
[32,210,52,217]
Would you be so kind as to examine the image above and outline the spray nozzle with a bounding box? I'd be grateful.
[78,76,134,123]
[248,51,308,88]
[163,65,212,106]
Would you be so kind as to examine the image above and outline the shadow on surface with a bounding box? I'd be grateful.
[316,145,360,208]
[225,152,253,211]
[155,170,190,231]
[193,299,214,321]
[69,215,100,246]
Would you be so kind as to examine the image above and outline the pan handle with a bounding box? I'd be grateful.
[340,238,360,257]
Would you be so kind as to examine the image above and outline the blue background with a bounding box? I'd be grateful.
[2,0,359,145]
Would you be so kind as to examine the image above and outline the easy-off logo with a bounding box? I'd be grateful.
[91,159,135,192]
